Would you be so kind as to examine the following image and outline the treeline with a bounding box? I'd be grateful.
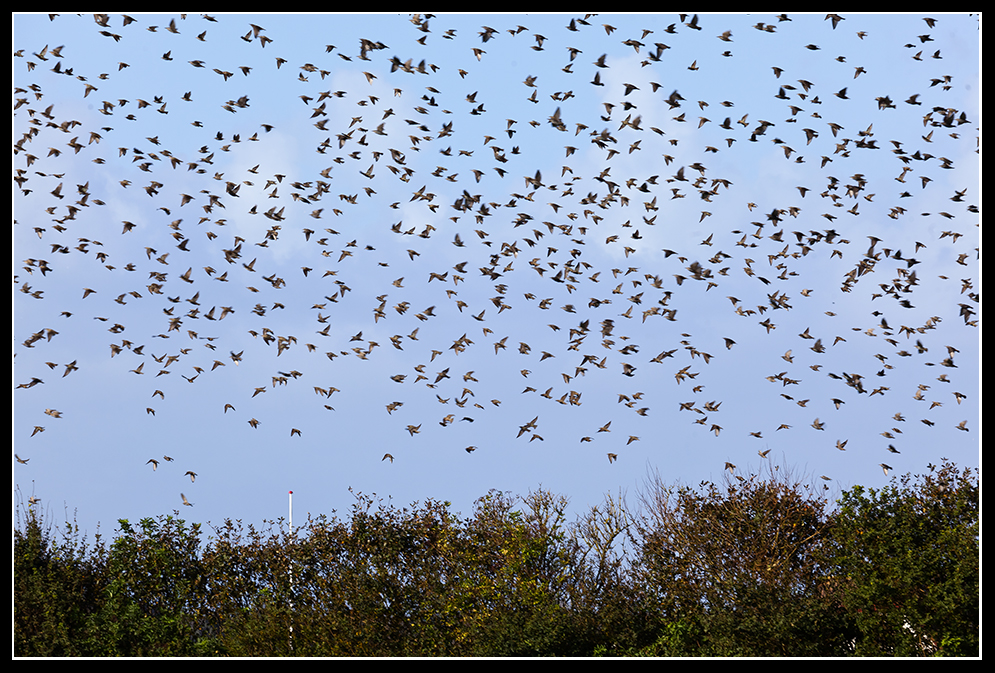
[14,460,978,657]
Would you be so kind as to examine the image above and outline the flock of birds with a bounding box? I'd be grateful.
[14,13,978,520]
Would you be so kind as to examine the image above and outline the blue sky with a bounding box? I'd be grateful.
[14,13,980,538]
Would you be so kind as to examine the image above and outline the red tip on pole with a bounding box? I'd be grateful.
[289,490,293,494]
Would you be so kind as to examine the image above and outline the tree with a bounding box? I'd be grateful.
[828,459,979,656]
[14,497,108,657]
[82,515,209,656]
[197,516,299,656]
[629,464,855,656]
[457,488,585,656]
[572,488,659,656]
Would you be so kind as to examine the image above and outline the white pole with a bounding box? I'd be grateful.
[288,490,294,653]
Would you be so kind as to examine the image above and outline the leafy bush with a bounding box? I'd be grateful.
[828,460,979,656]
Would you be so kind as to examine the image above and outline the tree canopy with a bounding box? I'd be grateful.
[14,460,979,657]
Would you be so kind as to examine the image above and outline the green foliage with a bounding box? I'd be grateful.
[14,503,107,657]
[828,460,979,656]
[458,490,586,656]
[83,515,208,656]
[13,461,979,657]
